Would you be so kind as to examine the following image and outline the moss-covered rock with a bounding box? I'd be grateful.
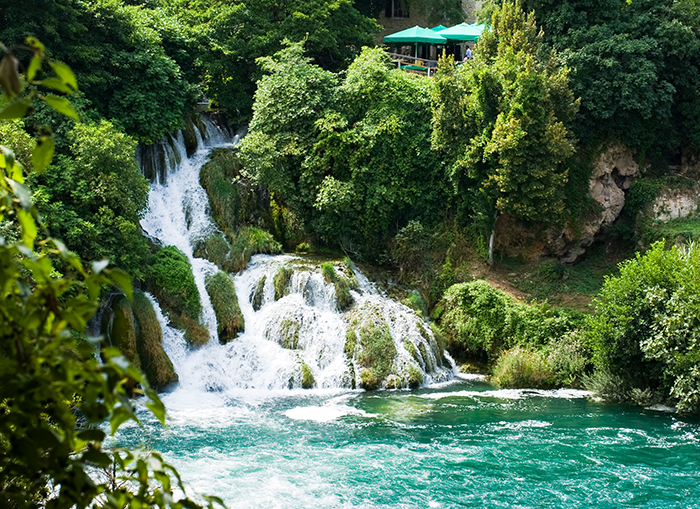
[356,323,396,390]
[251,275,266,311]
[278,319,300,349]
[132,291,178,390]
[301,362,315,389]
[273,266,293,300]
[321,262,354,311]
[205,271,244,344]
[180,315,211,347]
[147,245,202,321]
[193,233,235,272]
[105,295,141,369]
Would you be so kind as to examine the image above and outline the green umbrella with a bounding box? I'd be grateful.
[384,25,447,59]
[430,25,447,32]
[384,25,448,44]
[436,23,485,42]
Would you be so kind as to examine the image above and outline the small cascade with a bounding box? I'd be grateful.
[149,254,453,392]
[139,114,453,394]
[140,116,238,339]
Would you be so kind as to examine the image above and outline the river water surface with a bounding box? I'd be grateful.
[117,379,700,509]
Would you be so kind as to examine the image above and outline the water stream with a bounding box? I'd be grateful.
[130,118,700,508]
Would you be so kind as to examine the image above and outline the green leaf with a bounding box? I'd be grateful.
[43,95,78,119]
[39,78,73,94]
[81,447,112,467]
[27,55,42,81]
[77,429,106,442]
[0,99,31,120]
[50,61,78,91]
[26,37,45,53]
[105,268,133,300]
[110,405,135,435]
[92,259,109,274]
[145,388,166,425]
[17,210,38,248]
[8,180,32,209]
[32,135,55,173]
[10,161,24,183]
[1,145,16,171]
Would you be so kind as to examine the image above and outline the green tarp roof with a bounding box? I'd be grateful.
[436,23,485,41]
[384,25,447,44]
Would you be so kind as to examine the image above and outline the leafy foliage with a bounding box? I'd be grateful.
[171,0,379,120]
[588,241,700,412]
[240,44,446,259]
[432,1,579,236]
[489,0,700,155]
[28,120,152,279]
[0,43,222,509]
[0,0,195,143]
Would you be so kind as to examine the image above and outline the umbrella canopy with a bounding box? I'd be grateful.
[384,25,447,44]
[429,25,447,32]
[437,23,485,42]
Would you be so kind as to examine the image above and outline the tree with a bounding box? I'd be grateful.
[169,0,379,121]
[0,39,223,509]
[432,1,579,264]
[239,44,446,258]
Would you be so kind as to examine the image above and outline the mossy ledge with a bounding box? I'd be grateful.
[205,271,245,344]
[132,290,179,390]
[274,266,294,300]
[102,292,178,391]
[145,245,208,346]
[321,262,355,311]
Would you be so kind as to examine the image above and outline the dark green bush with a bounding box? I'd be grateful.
[438,280,583,363]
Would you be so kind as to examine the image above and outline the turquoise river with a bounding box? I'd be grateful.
[122,117,700,509]
[117,379,700,509]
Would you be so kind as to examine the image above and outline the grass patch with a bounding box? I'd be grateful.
[492,346,556,389]
[227,227,282,272]
[205,271,244,344]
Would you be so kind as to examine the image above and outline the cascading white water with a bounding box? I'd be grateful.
[140,117,238,339]
[139,115,454,394]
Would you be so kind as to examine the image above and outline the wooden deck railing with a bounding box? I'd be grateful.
[386,52,440,77]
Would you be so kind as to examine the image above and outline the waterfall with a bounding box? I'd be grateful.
[139,115,454,394]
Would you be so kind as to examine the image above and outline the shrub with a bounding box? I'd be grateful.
[205,271,245,344]
[438,280,582,364]
[588,241,700,412]
[492,347,556,389]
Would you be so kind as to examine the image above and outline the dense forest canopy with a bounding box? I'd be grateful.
[2,3,700,507]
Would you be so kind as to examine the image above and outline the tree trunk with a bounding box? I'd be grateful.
[488,212,498,268]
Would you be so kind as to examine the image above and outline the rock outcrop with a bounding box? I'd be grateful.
[556,145,640,262]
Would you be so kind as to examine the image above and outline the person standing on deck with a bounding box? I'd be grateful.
[464,45,473,61]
